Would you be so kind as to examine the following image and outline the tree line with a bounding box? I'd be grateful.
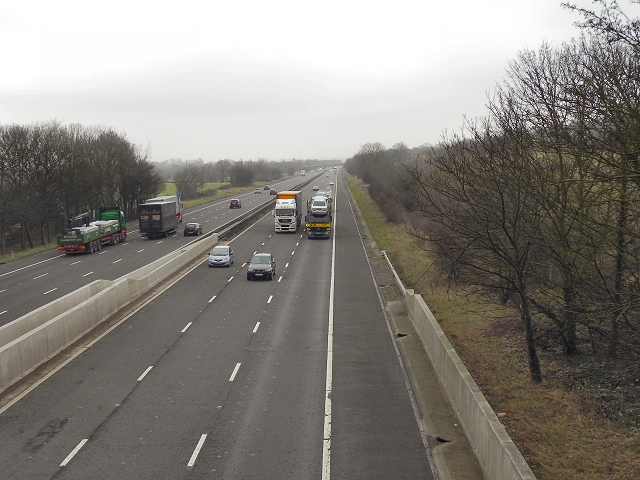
[0,122,162,255]
[345,1,639,382]
[155,157,341,198]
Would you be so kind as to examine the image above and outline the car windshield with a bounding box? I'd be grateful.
[312,200,326,206]
[251,256,271,264]
[210,247,228,255]
[186,224,197,229]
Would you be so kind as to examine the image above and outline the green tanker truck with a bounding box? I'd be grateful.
[57,207,127,254]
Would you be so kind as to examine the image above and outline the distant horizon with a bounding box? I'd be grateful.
[0,0,601,161]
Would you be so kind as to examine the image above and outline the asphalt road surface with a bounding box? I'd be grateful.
[0,172,435,479]
[0,176,304,325]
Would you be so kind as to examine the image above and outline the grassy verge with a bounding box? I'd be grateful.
[345,174,639,480]
[0,242,59,263]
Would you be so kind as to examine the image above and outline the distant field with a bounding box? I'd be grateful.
[159,183,227,196]
[160,183,177,195]
[159,182,269,210]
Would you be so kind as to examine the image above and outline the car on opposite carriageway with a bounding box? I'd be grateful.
[184,222,202,236]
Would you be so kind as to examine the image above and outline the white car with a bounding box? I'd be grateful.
[310,198,329,216]
[329,181,334,186]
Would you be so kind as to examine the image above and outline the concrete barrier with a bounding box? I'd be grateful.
[405,289,536,480]
[0,233,218,393]
[0,280,112,349]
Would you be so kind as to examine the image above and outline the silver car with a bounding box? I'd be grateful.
[208,245,234,267]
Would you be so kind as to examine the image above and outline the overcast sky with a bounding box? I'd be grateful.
[0,0,614,162]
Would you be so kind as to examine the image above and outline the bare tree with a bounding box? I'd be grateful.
[563,0,640,48]
[173,161,205,198]
[213,159,232,183]
[402,119,545,382]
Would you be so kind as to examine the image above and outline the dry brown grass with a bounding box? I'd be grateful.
[346,174,640,480]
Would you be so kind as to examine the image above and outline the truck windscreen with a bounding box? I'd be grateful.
[276,208,295,216]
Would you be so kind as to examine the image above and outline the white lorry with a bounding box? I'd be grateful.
[274,191,302,233]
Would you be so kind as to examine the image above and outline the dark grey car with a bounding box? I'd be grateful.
[246,253,276,280]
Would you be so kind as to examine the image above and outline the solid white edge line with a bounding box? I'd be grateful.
[182,322,192,333]
[60,438,88,467]
[343,177,437,477]
[253,322,260,333]
[322,182,337,480]
[137,366,153,382]
[229,362,241,381]
[187,433,208,467]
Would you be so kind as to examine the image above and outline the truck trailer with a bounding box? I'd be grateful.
[57,207,127,254]
[274,191,302,233]
[144,195,183,223]
[138,200,178,238]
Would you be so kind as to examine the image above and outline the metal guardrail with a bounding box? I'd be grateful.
[213,198,277,239]
[197,175,322,241]
[381,250,406,297]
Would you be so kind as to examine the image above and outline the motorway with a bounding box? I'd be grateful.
[0,176,304,326]
[0,172,435,479]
